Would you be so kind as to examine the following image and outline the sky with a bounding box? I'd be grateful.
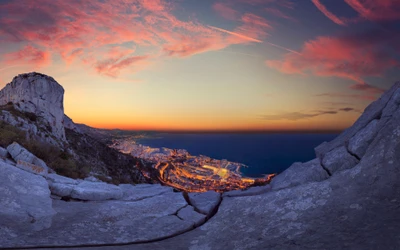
[0,0,400,132]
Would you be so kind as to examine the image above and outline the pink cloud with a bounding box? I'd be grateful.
[95,55,149,78]
[1,0,273,77]
[344,0,400,22]
[311,0,347,25]
[5,45,50,68]
[265,8,296,22]
[213,3,238,20]
[266,33,399,90]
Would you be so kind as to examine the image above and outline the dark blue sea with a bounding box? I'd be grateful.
[137,133,338,178]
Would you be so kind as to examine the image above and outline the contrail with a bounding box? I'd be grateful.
[208,25,301,55]
[208,25,263,43]
[263,41,302,55]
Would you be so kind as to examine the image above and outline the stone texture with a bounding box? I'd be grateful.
[0,72,66,141]
[7,142,49,173]
[0,192,205,248]
[63,114,81,133]
[49,183,75,197]
[46,173,79,185]
[16,160,48,177]
[177,206,206,227]
[188,191,221,216]
[70,181,123,201]
[0,146,8,158]
[322,146,359,174]
[315,81,400,158]
[223,185,271,198]
[120,184,173,201]
[348,119,379,159]
[270,158,329,190]
[0,161,55,234]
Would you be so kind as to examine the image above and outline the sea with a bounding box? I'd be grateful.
[136,133,338,178]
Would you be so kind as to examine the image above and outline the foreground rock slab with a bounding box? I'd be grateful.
[0,191,207,248]
[0,161,55,233]
[188,191,221,216]
[270,158,329,190]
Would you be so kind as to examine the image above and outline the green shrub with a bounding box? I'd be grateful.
[0,121,27,147]
[0,119,88,180]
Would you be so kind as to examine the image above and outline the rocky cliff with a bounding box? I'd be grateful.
[1,78,400,249]
[0,72,66,142]
[0,72,149,184]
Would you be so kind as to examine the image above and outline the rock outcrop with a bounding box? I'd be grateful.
[1,80,400,249]
[0,72,66,142]
[0,161,55,232]
[7,142,50,176]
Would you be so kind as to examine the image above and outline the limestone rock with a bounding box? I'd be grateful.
[0,192,199,247]
[46,173,78,185]
[322,146,359,174]
[120,183,173,201]
[188,191,221,216]
[63,114,81,133]
[177,206,206,227]
[49,183,75,197]
[348,119,379,158]
[0,72,66,142]
[7,142,49,174]
[223,185,271,198]
[70,181,123,201]
[270,158,329,190]
[0,161,56,233]
[0,146,8,158]
[315,81,400,158]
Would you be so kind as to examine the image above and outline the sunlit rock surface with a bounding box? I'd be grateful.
[0,72,66,142]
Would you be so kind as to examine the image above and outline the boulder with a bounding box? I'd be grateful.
[188,191,221,216]
[321,146,359,174]
[49,183,75,197]
[70,181,123,201]
[0,161,56,233]
[0,146,8,158]
[270,158,329,190]
[7,142,49,171]
[16,160,48,177]
[0,72,66,141]
[46,173,78,185]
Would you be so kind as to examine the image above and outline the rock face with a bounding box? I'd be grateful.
[0,72,66,142]
[2,81,400,249]
[188,191,221,216]
[0,161,55,232]
[270,158,329,190]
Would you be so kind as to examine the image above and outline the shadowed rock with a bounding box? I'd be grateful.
[0,161,55,233]
[188,191,221,216]
[322,146,359,174]
[270,158,329,190]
